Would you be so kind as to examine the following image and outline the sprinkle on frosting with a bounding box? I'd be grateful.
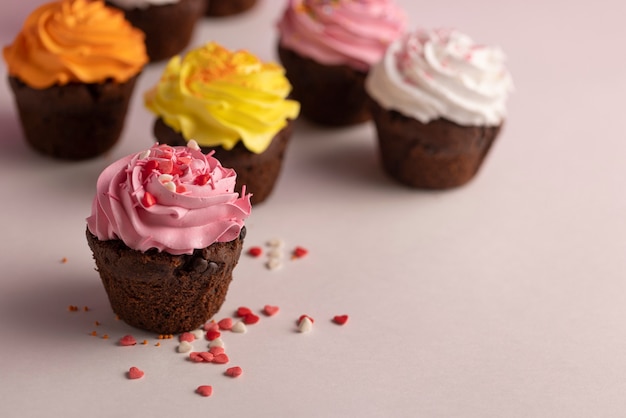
[86,144,251,255]
[366,28,514,126]
[2,0,148,89]
[144,42,300,154]
[277,0,407,72]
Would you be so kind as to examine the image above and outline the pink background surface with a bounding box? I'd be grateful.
[1,1,625,417]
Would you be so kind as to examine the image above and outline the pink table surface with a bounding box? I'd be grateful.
[1,1,625,417]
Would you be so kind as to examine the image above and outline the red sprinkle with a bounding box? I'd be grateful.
[225,366,243,378]
[333,315,349,325]
[243,313,260,325]
[247,246,263,257]
[141,192,156,208]
[292,246,309,259]
[179,332,195,343]
[298,314,315,325]
[206,330,221,341]
[142,160,158,178]
[196,385,213,397]
[119,335,137,346]
[194,174,210,186]
[212,353,230,364]
[263,305,279,316]
[236,307,252,317]
[127,367,144,380]
[217,318,233,330]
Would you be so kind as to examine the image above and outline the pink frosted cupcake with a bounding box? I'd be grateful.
[277,0,406,126]
[86,143,251,334]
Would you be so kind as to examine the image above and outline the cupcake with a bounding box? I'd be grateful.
[86,143,252,334]
[105,0,206,62]
[365,29,514,189]
[277,0,406,126]
[145,42,300,205]
[2,0,147,160]
[204,0,257,17]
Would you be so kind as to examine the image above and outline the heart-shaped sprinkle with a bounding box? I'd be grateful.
[199,352,215,362]
[179,332,195,342]
[247,246,263,257]
[209,346,225,356]
[203,321,219,332]
[119,335,137,346]
[196,385,213,397]
[333,315,349,325]
[225,366,243,378]
[236,306,252,317]
[217,318,233,330]
[209,338,224,348]
[242,313,260,325]
[189,352,206,363]
[298,316,313,333]
[206,330,221,341]
[298,314,315,325]
[263,305,279,316]
[292,246,309,259]
[212,353,229,364]
[177,341,193,353]
[231,321,247,334]
[191,329,204,340]
[128,367,144,379]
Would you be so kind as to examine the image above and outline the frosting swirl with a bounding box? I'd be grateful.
[87,143,252,255]
[3,0,147,89]
[277,0,406,72]
[366,29,514,126]
[144,42,300,154]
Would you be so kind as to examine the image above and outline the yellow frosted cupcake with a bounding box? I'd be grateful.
[3,0,148,160]
[145,41,300,204]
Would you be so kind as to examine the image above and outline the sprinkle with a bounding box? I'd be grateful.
[231,321,247,334]
[89,331,97,337]
[212,353,230,364]
[266,258,282,270]
[194,174,210,186]
[179,332,196,343]
[94,321,101,326]
[267,248,283,259]
[155,342,161,347]
[83,306,90,312]
[187,139,200,151]
[119,335,137,346]
[292,246,309,259]
[191,329,205,340]
[204,321,219,332]
[102,334,109,340]
[209,346,225,356]
[177,341,193,353]
[190,352,209,363]
[263,305,279,316]
[298,314,315,325]
[68,305,79,312]
[266,238,284,249]
[141,192,156,208]
[128,367,144,380]
[236,307,252,317]
[60,257,68,264]
[158,334,174,340]
[158,174,173,183]
[333,315,349,325]
[247,246,263,257]
[141,340,148,345]
[298,316,313,333]
[206,330,221,341]
[163,181,176,192]
[225,366,243,378]
[176,185,187,194]
[217,318,233,330]
[138,150,151,160]
[209,338,225,349]
[196,385,213,397]
[115,315,121,321]
[242,313,260,325]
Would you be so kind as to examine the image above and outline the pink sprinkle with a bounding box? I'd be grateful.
[209,346,225,356]
[206,330,221,341]
[199,352,215,362]
[127,366,144,379]
[243,313,260,325]
[196,385,213,397]
[189,352,206,363]
[263,305,279,316]
[225,366,243,378]
[119,335,137,346]
[236,307,252,317]
[212,353,230,364]
[179,332,195,342]
[217,318,233,330]
[333,315,349,325]
[203,321,219,332]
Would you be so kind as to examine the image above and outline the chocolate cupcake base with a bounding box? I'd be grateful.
[8,75,138,161]
[205,0,257,17]
[86,228,245,334]
[107,0,205,62]
[370,99,501,189]
[154,118,293,205]
[278,44,370,127]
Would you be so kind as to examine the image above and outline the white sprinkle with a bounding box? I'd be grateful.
[267,248,283,259]
[164,181,176,192]
[191,329,204,340]
[138,150,150,160]
[231,321,247,333]
[266,238,285,249]
[298,317,313,333]
[177,341,193,353]
[266,258,283,271]
[208,338,225,348]
[187,139,200,151]
[158,174,173,183]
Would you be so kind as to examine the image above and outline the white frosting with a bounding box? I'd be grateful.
[108,0,180,9]
[366,29,513,126]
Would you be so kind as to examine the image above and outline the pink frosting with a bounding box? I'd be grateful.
[87,144,251,255]
[277,0,406,72]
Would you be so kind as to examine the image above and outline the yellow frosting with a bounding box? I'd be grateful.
[145,42,300,154]
[2,0,147,89]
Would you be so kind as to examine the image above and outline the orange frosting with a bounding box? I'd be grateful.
[3,0,148,89]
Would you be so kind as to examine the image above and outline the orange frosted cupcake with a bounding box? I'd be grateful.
[3,0,148,160]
